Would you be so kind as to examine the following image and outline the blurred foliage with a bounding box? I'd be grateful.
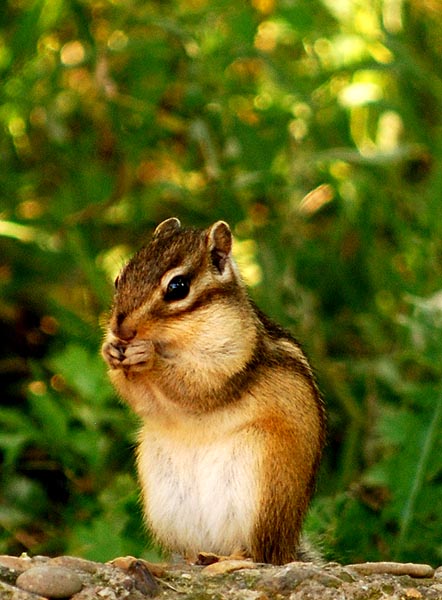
[1,0,442,565]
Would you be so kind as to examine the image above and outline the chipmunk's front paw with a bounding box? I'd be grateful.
[102,339,126,369]
[102,338,154,371]
[121,339,155,371]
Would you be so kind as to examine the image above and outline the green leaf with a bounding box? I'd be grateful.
[49,344,112,405]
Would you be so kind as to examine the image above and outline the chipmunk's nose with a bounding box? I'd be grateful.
[113,313,136,341]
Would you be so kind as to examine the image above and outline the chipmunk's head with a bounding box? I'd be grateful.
[109,218,245,343]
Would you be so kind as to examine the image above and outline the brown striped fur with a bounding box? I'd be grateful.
[102,218,325,564]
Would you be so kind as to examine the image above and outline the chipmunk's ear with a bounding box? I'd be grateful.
[154,217,181,238]
[207,221,232,274]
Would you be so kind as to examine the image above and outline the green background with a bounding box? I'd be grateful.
[1,0,442,565]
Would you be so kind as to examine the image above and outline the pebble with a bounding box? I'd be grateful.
[109,555,165,577]
[16,565,83,598]
[0,554,32,573]
[404,588,423,599]
[50,555,101,574]
[202,559,258,576]
[126,559,160,596]
[347,561,435,578]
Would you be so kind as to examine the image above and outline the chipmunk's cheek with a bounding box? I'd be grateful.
[153,341,176,360]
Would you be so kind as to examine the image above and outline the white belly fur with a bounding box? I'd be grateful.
[136,418,261,556]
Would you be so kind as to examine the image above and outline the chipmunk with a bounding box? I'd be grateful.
[101,218,325,565]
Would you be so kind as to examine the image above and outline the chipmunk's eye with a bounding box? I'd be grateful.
[114,275,120,289]
[164,275,190,302]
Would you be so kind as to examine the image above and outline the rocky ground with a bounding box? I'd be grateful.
[1,553,442,599]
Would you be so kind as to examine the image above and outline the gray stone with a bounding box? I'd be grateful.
[50,555,101,574]
[16,565,83,598]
